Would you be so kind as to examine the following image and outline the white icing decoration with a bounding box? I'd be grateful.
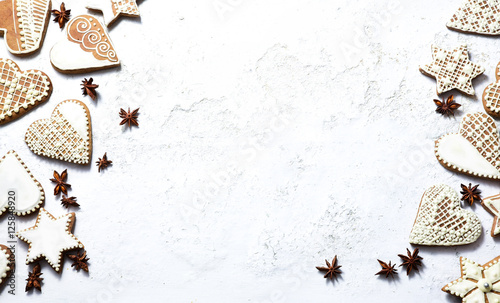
[25,100,92,165]
[0,151,44,216]
[420,45,484,95]
[0,246,11,285]
[448,0,500,35]
[16,208,83,272]
[86,0,140,27]
[482,194,500,236]
[409,184,481,246]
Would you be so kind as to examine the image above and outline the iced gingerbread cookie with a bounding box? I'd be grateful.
[0,245,12,288]
[86,0,140,27]
[482,62,500,117]
[0,150,44,216]
[482,194,500,237]
[409,184,481,246]
[25,100,92,165]
[0,58,52,125]
[0,0,51,55]
[50,15,120,73]
[443,256,500,303]
[420,45,484,95]
[16,208,83,272]
[447,0,500,35]
[435,112,500,179]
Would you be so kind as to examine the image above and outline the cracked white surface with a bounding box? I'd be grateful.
[2,0,500,301]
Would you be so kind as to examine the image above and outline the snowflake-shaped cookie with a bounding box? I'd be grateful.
[420,45,484,95]
[443,256,500,303]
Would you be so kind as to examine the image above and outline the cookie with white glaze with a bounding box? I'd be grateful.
[409,184,481,246]
[419,45,484,96]
[482,62,500,117]
[0,0,52,55]
[0,58,52,125]
[86,0,140,27]
[443,256,500,303]
[447,0,500,36]
[50,15,120,73]
[435,112,500,180]
[0,150,44,216]
[0,245,12,289]
[16,208,83,272]
[482,194,500,237]
[25,100,92,165]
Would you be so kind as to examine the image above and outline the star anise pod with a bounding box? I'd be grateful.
[96,152,112,172]
[52,2,71,28]
[316,255,342,280]
[119,107,140,127]
[81,78,99,101]
[50,169,71,195]
[434,95,461,116]
[376,260,398,278]
[61,195,79,208]
[460,183,481,205]
[398,248,423,275]
[68,250,89,272]
[25,263,43,292]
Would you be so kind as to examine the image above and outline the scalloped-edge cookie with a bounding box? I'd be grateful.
[443,256,500,303]
[0,0,52,55]
[25,100,92,165]
[435,112,500,180]
[50,15,120,73]
[0,245,12,289]
[0,150,44,216]
[16,208,83,272]
[409,184,481,246]
[0,58,52,125]
[86,0,140,27]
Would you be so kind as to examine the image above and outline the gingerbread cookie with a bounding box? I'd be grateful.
[0,58,52,125]
[447,0,500,35]
[482,194,500,237]
[420,45,484,95]
[482,62,500,117]
[86,0,140,27]
[16,208,83,272]
[0,245,12,288]
[443,256,500,302]
[50,15,120,73]
[435,112,500,179]
[0,150,44,216]
[25,100,92,165]
[0,0,52,55]
[409,184,481,246]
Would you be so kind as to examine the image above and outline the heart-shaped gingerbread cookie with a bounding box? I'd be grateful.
[0,150,44,216]
[409,184,481,246]
[25,100,92,165]
[435,112,500,179]
[50,15,120,73]
[0,58,52,125]
[483,62,500,117]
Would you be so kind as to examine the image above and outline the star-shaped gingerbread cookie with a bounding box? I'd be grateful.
[86,0,140,27]
[482,194,500,237]
[16,208,83,272]
[443,256,500,303]
[420,45,484,95]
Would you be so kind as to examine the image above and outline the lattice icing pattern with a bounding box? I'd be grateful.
[0,58,51,124]
[25,100,92,165]
[0,0,51,55]
[435,112,500,180]
[443,256,500,303]
[409,184,481,246]
[447,0,500,35]
[483,62,500,116]
[419,45,485,95]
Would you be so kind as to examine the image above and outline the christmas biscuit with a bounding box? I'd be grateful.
[0,245,12,289]
[482,62,500,117]
[0,58,52,125]
[25,100,92,165]
[409,184,481,246]
[482,194,500,237]
[447,0,500,35]
[86,0,140,27]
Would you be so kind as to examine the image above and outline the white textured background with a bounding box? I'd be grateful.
[2,0,500,301]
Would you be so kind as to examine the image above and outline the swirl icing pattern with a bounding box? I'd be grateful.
[67,15,118,63]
